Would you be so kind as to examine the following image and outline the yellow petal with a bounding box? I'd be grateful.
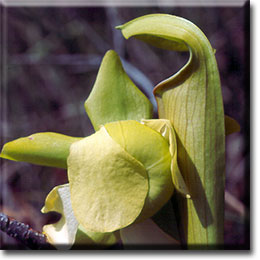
[41,184,118,249]
[67,126,149,233]
[41,184,80,249]
[105,120,174,220]
[141,119,190,198]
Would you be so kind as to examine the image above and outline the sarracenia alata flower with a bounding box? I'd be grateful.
[0,14,239,249]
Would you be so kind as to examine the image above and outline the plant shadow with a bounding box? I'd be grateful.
[172,137,218,249]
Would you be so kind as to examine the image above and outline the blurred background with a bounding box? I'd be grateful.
[0,4,249,249]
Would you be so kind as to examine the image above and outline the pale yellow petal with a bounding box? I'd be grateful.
[42,184,118,249]
[67,126,148,233]
[105,120,174,220]
[41,184,79,249]
[141,119,190,198]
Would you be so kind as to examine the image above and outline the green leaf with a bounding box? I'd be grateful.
[0,132,81,169]
[84,50,153,131]
[104,120,174,221]
[118,14,225,247]
[67,126,149,233]
[41,184,118,249]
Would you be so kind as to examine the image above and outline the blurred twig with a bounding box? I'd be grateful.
[0,212,55,249]
[225,191,246,219]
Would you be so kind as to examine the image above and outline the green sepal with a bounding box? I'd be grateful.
[84,50,153,131]
[0,132,81,169]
